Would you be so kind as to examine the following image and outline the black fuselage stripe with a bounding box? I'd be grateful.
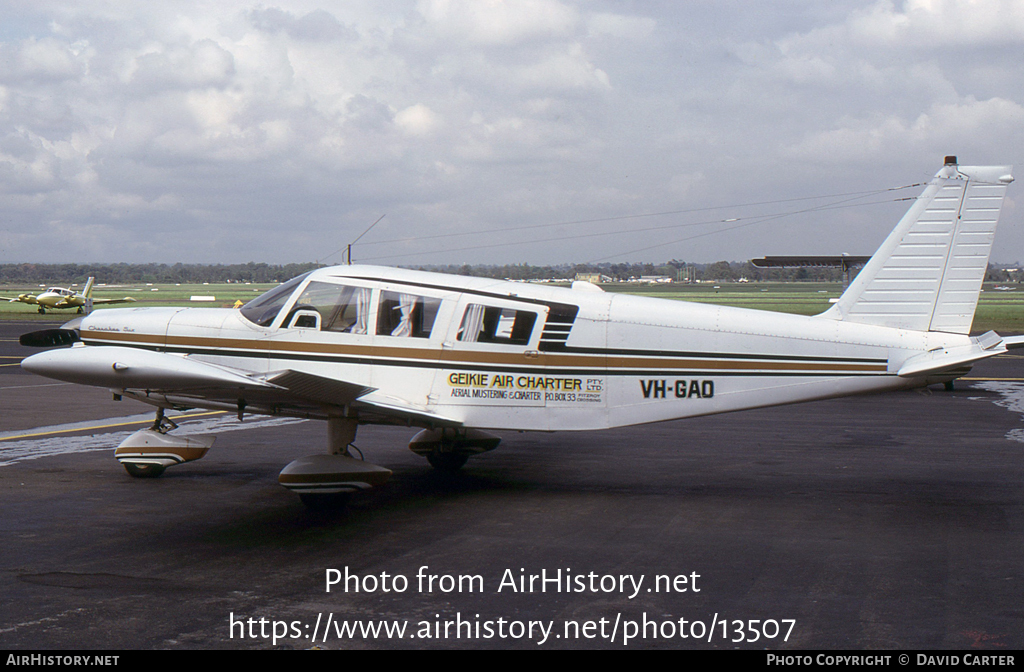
[555,345,885,363]
[82,340,890,377]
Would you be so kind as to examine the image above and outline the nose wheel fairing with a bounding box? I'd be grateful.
[114,428,215,476]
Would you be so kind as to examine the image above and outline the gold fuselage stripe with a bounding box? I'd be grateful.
[81,329,889,374]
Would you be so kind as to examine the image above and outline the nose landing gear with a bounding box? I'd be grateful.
[115,408,215,478]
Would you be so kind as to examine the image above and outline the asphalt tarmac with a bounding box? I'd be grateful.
[1,319,1023,650]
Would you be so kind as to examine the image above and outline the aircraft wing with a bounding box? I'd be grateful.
[90,297,137,305]
[21,346,460,427]
[21,346,282,391]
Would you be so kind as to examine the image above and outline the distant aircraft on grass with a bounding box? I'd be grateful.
[2,277,135,314]
[18,157,1021,509]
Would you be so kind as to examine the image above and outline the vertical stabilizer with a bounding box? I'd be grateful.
[82,277,95,314]
[821,158,1014,334]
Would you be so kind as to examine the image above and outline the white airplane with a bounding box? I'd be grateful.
[19,158,1020,508]
[2,277,135,314]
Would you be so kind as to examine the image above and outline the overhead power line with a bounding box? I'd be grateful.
[354,183,925,251]
[353,182,925,264]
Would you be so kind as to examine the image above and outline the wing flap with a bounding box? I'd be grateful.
[262,369,375,406]
[354,391,462,428]
[260,369,459,426]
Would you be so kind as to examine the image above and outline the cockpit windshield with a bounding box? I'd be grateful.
[239,273,311,327]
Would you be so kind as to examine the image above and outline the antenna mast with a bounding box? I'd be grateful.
[320,214,386,267]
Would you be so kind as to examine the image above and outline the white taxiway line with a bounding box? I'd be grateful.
[0,413,308,467]
[0,410,221,442]
[0,382,73,390]
[971,380,1024,444]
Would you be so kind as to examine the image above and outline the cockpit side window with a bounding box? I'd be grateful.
[376,291,441,338]
[239,273,310,327]
[458,304,537,345]
[284,281,372,333]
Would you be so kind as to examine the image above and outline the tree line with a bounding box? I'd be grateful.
[420,261,849,282]
[426,260,1019,282]
[0,262,321,285]
[1,260,1017,285]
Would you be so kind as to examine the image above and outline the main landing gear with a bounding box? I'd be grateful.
[278,423,503,509]
[408,428,501,473]
[278,417,392,510]
[115,411,503,510]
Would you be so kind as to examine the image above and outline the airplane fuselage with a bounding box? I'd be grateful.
[69,265,966,432]
[34,291,87,309]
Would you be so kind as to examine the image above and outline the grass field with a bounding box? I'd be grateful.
[3,280,1023,334]
[0,282,278,322]
[603,281,1024,334]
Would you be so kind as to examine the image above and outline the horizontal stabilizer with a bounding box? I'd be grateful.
[897,331,1006,377]
[1001,335,1024,350]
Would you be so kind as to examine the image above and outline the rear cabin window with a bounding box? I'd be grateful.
[376,291,441,338]
[284,281,372,333]
[458,305,537,345]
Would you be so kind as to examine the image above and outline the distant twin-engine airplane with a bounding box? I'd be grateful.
[19,157,1020,508]
[2,277,135,314]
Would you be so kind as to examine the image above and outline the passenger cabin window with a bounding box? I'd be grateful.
[284,281,372,333]
[376,291,441,338]
[239,273,310,327]
[458,304,537,345]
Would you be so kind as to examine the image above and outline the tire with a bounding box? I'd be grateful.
[123,463,166,478]
[427,451,468,473]
[299,493,351,510]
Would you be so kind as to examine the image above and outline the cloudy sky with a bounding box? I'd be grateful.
[1,0,1022,267]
